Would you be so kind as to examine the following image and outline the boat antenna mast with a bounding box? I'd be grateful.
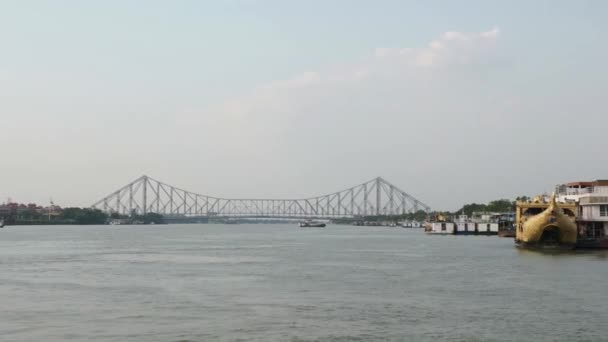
[49,197,54,220]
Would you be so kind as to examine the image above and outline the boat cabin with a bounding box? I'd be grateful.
[428,222,455,234]
[556,180,608,248]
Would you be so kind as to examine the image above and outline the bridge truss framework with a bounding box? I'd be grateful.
[91,175,430,218]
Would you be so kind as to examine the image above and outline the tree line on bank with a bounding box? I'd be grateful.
[332,209,429,224]
[109,211,165,225]
[3,207,166,225]
[452,196,531,216]
[4,195,530,225]
[334,195,531,224]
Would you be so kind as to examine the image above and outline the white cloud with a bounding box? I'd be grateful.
[372,27,499,67]
[480,26,500,38]
[177,28,506,205]
[262,71,322,91]
[209,27,501,121]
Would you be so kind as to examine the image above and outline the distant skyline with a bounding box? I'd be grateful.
[1,1,607,210]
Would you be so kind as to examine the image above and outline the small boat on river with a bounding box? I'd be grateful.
[299,220,326,228]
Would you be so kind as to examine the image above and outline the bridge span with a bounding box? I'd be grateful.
[91,175,430,219]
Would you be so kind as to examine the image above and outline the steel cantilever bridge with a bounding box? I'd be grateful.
[92,175,430,219]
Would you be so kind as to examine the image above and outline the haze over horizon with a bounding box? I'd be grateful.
[1,1,606,211]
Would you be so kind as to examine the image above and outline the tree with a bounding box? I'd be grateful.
[457,198,518,216]
[486,199,513,213]
[62,207,108,225]
[412,210,427,221]
[459,203,487,216]
[143,212,165,224]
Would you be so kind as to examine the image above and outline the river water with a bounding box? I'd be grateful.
[1,224,607,342]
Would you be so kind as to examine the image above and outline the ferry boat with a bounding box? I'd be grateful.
[299,220,326,228]
[515,193,577,250]
[454,214,499,235]
[425,213,454,234]
[557,180,608,249]
[109,218,130,225]
[400,220,422,228]
[497,213,516,237]
[453,214,475,235]
[426,221,454,234]
[426,213,498,235]
[498,227,515,238]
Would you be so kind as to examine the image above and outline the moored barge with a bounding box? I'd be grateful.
[426,214,499,236]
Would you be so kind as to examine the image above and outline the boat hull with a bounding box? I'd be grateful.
[575,238,608,249]
[515,240,575,250]
[453,231,476,236]
[299,223,326,228]
[498,230,516,238]
[454,231,498,236]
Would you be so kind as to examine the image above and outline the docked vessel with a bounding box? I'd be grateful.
[557,180,608,249]
[497,212,516,237]
[425,214,453,234]
[299,220,326,228]
[453,214,474,235]
[400,220,422,228]
[425,213,499,235]
[497,227,515,238]
[454,214,499,235]
[515,193,577,250]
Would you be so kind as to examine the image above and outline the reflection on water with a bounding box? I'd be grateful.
[1,224,607,341]
[516,246,608,259]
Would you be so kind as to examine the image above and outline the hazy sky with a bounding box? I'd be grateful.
[1,1,606,210]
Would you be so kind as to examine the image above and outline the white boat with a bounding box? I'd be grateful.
[427,221,455,234]
[453,214,498,235]
[299,220,326,228]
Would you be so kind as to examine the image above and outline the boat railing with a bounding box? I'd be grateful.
[560,186,608,196]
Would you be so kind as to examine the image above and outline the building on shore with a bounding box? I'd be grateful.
[0,202,62,219]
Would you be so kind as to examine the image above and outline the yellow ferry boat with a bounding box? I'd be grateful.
[515,193,577,249]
